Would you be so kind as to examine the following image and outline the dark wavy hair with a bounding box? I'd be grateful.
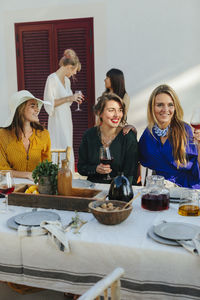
[105,68,126,99]
[94,93,126,125]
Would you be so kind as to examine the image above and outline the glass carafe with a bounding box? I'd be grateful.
[141,175,170,211]
[108,173,133,202]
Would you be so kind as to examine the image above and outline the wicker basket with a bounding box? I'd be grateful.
[88,200,132,225]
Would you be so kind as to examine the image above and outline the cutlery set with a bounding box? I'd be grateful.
[63,219,87,233]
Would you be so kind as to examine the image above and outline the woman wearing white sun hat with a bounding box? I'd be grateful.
[0,90,51,180]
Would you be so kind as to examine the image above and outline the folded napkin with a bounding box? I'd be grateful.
[18,220,70,253]
[177,233,200,256]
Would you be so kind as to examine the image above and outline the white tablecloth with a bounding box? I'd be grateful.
[0,180,200,300]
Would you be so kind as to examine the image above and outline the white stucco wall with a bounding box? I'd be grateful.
[0,0,200,138]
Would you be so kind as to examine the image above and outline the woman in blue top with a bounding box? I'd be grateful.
[139,84,200,188]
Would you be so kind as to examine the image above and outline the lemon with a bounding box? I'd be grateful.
[25,185,38,194]
[32,190,39,194]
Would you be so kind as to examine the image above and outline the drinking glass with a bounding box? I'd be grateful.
[190,107,200,144]
[75,90,83,111]
[99,146,113,180]
[178,188,200,217]
[0,171,15,213]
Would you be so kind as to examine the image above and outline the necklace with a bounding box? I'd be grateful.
[153,123,170,137]
[101,134,116,147]
[98,127,116,147]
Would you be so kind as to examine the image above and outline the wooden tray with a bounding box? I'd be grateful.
[8,184,107,212]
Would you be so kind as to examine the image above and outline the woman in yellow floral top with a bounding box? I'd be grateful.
[0,90,51,180]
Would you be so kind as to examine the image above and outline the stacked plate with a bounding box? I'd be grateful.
[148,222,200,246]
[7,211,60,230]
[72,179,95,188]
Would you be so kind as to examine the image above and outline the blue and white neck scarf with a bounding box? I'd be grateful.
[153,123,170,137]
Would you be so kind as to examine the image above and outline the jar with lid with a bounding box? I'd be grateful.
[141,175,170,211]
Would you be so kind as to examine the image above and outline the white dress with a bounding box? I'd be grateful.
[43,73,74,172]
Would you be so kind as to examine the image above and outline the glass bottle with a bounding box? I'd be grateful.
[141,175,170,211]
[57,159,72,196]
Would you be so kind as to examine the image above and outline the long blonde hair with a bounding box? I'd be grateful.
[59,49,81,71]
[147,84,187,168]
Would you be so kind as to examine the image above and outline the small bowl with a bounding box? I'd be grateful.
[88,200,133,225]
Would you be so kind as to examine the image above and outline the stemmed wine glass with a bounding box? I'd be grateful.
[190,107,200,144]
[0,171,15,213]
[99,146,113,181]
[75,90,83,112]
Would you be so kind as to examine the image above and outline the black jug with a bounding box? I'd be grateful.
[108,173,133,202]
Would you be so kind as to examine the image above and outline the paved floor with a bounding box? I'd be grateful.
[0,282,76,300]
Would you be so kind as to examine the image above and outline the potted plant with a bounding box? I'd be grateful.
[32,160,58,195]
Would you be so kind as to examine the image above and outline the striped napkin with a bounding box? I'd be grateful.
[18,220,70,253]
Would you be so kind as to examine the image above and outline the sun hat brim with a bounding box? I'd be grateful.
[3,90,51,128]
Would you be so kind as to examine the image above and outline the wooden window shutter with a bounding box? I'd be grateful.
[15,24,53,128]
[15,18,95,169]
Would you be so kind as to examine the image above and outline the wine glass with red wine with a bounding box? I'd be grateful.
[99,146,113,180]
[190,107,200,144]
[0,171,15,213]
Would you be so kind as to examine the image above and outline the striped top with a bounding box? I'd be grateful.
[0,128,51,172]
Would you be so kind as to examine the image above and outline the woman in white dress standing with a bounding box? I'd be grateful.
[43,49,83,172]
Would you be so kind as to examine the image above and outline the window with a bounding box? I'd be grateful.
[15,18,95,168]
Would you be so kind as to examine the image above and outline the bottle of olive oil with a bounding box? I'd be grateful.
[57,147,72,196]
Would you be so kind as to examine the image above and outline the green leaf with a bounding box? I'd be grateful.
[32,160,58,194]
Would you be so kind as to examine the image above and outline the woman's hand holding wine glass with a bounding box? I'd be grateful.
[0,171,15,213]
[97,146,113,180]
[194,130,200,145]
[190,107,200,145]
[74,90,84,111]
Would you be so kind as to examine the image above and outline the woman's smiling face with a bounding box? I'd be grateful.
[154,93,175,128]
[24,99,39,123]
[100,100,123,128]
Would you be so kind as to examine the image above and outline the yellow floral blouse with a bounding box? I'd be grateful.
[0,128,51,172]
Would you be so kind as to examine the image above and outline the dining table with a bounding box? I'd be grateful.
[0,178,200,300]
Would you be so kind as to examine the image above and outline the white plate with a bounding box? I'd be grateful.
[72,179,95,188]
[14,211,60,226]
[147,226,179,246]
[7,215,41,230]
[7,215,24,230]
[154,222,200,241]
[170,198,186,204]
[168,187,182,199]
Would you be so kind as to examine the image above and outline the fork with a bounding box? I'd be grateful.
[63,220,74,232]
